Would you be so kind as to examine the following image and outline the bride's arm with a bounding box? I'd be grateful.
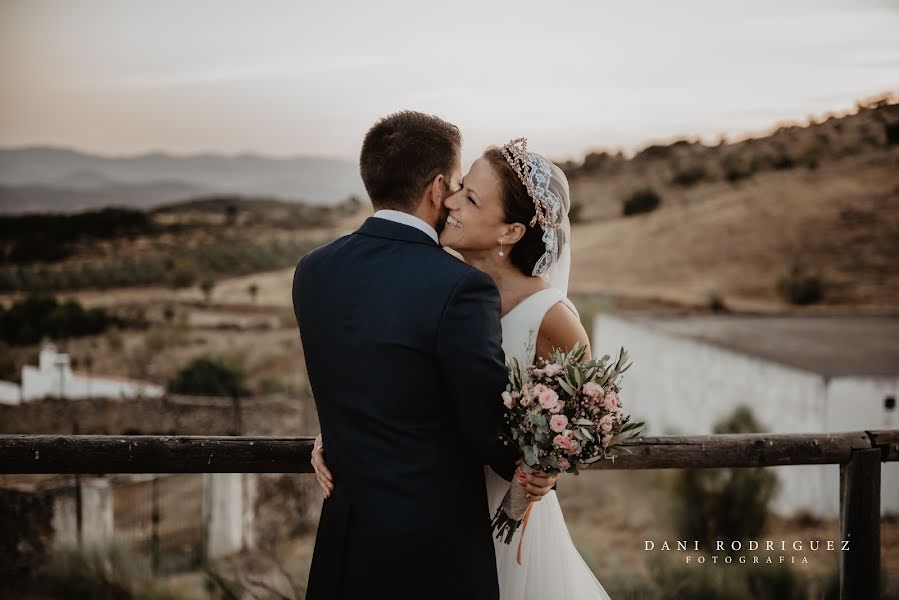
[534,302,591,363]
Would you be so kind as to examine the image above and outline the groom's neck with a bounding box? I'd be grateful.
[375,203,439,231]
[409,205,439,231]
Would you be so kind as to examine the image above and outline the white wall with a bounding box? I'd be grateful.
[18,345,164,401]
[593,314,898,517]
[0,380,21,405]
[826,376,899,514]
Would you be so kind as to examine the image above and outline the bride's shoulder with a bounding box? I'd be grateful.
[535,296,590,359]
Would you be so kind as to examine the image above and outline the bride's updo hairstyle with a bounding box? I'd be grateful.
[483,139,569,278]
[483,148,545,276]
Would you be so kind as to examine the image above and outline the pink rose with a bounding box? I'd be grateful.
[583,382,604,398]
[553,434,572,451]
[532,368,545,377]
[501,391,514,408]
[544,363,564,377]
[558,457,571,471]
[538,387,560,411]
[603,391,619,411]
[601,435,612,448]
[519,384,533,406]
[549,414,568,433]
[511,390,520,399]
[599,414,614,433]
[567,440,581,456]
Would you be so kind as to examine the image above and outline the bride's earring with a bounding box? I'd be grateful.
[498,240,505,257]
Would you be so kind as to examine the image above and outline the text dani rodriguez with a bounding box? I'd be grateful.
[644,539,850,565]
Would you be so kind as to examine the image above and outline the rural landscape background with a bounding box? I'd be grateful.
[2,93,897,599]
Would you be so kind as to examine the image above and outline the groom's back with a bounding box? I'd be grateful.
[293,216,509,600]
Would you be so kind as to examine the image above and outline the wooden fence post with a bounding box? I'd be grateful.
[151,476,160,574]
[839,447,880,600]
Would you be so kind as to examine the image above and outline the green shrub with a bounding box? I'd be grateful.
[36,540,180,600]
[671,406,779,553]
[776,263,825,305]
[167,356,249,397]
[705,290,727,312]
[771,154,796,170]
[644,553,802,600]
[671,163,707,187]
[722,155,754,183]
[884,122,899,145]
[200,279,215,303]
[622,188,660,216]
[0,294,121,346]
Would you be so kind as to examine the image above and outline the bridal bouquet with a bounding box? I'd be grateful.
[492,344,644,544]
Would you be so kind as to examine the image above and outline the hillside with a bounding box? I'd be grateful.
[564,94,899,311]
[0,147,366,213]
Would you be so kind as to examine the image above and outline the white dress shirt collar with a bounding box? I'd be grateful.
[372,209,439,245]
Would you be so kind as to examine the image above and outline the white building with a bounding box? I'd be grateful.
[0,344,163,405]
[593,314,899,518]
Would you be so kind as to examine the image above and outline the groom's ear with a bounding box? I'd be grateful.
[426,174,446,210]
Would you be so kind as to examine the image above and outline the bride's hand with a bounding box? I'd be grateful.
[516,464,559,502]
[311,434,334,498]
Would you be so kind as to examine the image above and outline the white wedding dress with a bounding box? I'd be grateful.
[484,287,612,599]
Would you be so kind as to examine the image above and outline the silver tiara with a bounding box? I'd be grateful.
[500,138,562,276]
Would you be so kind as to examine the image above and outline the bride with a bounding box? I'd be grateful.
[313,138,612,599]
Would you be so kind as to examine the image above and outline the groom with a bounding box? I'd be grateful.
[293,111,555,600]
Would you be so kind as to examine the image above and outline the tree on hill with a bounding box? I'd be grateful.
[167,356,249,397]
[200,279,215,304]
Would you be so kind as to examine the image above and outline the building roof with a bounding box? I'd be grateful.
[632,315,899,378]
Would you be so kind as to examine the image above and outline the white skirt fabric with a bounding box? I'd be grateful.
[485,467,612,599]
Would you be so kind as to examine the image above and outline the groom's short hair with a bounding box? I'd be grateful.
[360,111,461,211]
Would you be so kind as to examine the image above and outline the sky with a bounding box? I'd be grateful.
[1,0,898,164]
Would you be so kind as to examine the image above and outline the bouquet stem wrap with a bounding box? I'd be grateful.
[491,464,534,544]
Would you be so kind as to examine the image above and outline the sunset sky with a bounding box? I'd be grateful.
[1,0,897,163]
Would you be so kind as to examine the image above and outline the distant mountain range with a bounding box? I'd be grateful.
[0,146,367,214]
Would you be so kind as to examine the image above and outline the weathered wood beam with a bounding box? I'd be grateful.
[0,430,892,474]
[0,435,316,474]
[867,429,899,461]
[591,430,874,470]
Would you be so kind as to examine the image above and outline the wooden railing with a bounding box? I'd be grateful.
[1,429,897,599]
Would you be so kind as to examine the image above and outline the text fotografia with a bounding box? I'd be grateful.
[644,540,850,565]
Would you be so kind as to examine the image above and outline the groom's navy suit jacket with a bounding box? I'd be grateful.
[293,216,518,600]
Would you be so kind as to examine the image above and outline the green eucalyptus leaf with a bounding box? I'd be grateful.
[528,412,548,430]
[573,367,583,387]
[558,378,577,397]
[522,445,537,466]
